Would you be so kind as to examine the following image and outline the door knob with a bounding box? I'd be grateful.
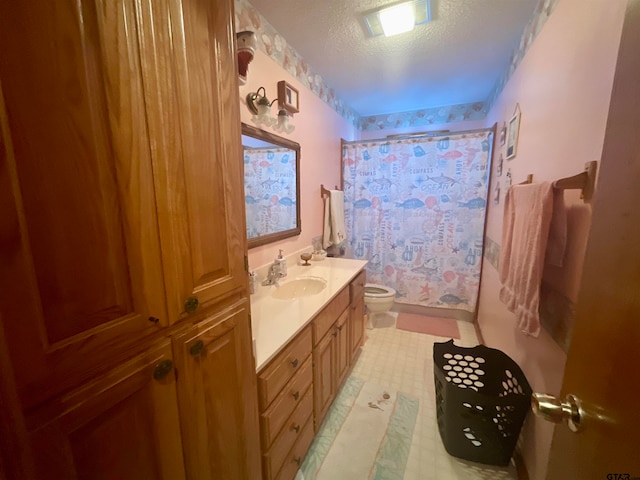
[531,393,583,432]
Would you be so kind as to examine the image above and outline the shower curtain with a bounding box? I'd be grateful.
[343,130,493,312]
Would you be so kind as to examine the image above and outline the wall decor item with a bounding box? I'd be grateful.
[506,104,521,159]
[496,153,503,177]
[278,80,299,114]
[241,123,301,248]
[499,122,507,146]
[494,182,501,205]
[236,31,257,85]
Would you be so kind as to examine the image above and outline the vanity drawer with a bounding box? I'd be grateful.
[261,357,312,447]
[350,269,366,301]
[274,417,315,480]
[262,387,313,480]
[312,286,349,345]
[258,326,312,410]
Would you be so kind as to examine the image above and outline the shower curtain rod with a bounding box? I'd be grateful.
[341,126,495,145]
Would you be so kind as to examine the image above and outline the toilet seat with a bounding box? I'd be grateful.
[364,283,396,298]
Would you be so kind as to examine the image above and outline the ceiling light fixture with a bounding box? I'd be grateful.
[363,0,431,38]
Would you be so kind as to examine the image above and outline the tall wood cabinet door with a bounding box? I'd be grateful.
[138,0,248,322]
[313,329,336,428]
[0,0,167,408]
[172,300,261,480]
[26,341,186,480]
[349,294,365,362]
[336,309,350,387]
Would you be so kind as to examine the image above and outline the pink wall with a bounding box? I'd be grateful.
[239,51,356,269]
[478,0,625,478]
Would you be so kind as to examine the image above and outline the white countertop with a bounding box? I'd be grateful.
[250,257,367,372]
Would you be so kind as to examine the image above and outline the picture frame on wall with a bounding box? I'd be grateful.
[499,122,507,146]
[506,104,521,159]
[278,80,299,114]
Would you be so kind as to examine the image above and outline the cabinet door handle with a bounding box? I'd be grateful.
[290,358,299,368]
[293,456,302,466]
[292,390,300,400]
[148,316,160,324]
[189,340,205,357]
[184,295,199,314]
[153,359,174,381]
[290,423,301,433]
[332,330,338,337]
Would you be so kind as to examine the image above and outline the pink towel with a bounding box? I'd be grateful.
[499,182,554,337]
[545,189,567,267]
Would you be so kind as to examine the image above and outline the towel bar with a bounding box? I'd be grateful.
[553,161,597,201]
[320,184,340,198]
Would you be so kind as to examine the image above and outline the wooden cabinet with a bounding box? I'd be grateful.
[0,0,168,410]
[142,0,248,322]
[26,341,186,480]
[172,300,261,480]
[258,326,313,480]
[312,272,366,428]
[313,325,337,427]
[0,0,260,478]
[349,270,367,362]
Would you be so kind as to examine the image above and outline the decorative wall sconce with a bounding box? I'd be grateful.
[274,109,294,133]
[236,31,257,85]
[246,86,296,133]
[246,86,277,127]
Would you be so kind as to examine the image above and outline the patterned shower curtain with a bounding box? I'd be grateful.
[343,130,493,312]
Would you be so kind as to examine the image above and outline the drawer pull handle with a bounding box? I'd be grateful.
[293,456,302,466]
[148,316,160,324]
[290,423,301,433]
[290,358,299,368]
[292,390,300,400]
[332,331,338,337]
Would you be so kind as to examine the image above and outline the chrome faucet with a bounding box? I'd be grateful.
[261,263,283,286]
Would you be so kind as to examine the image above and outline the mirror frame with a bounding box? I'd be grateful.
[242,123,301,248]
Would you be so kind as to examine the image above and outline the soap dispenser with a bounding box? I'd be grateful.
[275,249,287,277]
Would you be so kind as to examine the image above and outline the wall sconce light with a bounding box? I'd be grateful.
[246,86,296,133]
[274,109,295,133]
[246,86,277,127]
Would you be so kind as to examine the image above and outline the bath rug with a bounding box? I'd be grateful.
[395,313,460,339]
[301,380,418,480]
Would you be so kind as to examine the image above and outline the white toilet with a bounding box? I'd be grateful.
[364,283,396,328]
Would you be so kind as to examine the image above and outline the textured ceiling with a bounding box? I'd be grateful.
[247,0,538,117]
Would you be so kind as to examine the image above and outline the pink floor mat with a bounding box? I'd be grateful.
[395,313,460,339]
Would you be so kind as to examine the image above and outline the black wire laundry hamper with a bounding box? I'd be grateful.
[433,339,532,466]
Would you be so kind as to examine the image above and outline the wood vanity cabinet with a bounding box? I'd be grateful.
[349,270,367,362]
[312,272,366,429]
[0,0,260,478]
[257,326,314,480]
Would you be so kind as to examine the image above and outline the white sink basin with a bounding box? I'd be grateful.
[272,276,327,300]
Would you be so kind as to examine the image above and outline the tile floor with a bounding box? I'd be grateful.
[337,312,518,480]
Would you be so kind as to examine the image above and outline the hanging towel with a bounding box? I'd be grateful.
[323,189,346,249]
[498,182,554,337]
[545,188,567,267]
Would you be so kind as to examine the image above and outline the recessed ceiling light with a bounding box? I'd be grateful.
[363,0,431,38]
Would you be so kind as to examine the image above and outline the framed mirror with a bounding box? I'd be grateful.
[242,123,301,248]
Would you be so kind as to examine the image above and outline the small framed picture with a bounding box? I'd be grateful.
[499,122,507,146]
[506,105,521,160]
[278,80,299,114]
